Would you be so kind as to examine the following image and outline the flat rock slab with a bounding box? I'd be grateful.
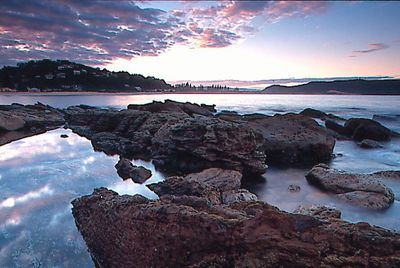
[0,103,65,145]
[306,164,395,209]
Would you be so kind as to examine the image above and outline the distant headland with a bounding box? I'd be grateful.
[1,59,399,95]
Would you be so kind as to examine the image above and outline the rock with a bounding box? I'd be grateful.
[359,139,383,149]
[345,118,394,141]
[241,113,335,166]
[306,165,395,209]
[184,168,242,192]
[72,187,400,268]
[127,100,215,117]
[294,205,341,219]
[0,113,25,131]
[0,103,65,145]
[65,104,266,176]
[325,119,347,135]
[151,115,267,175]
[148,168,248,205]
[221,189,258,204]
[300,108,344,121]
[60,134,69,138]
[288,184,301,192]
[115,157,152,183]
[327,117,397,142]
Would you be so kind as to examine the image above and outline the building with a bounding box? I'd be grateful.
[73,70,81,75]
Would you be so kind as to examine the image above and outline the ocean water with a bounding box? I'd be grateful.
[0,93,399,267]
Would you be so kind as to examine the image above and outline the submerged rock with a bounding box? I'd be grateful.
[72,186,400,268]
[115,157,152,183]
[358,139,383,149]
[288,184,301,192]
[306,164,395,209]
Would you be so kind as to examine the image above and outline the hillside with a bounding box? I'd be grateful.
[0,59,172,92]
[263,79,400,95]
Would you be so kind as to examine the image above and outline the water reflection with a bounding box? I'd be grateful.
[0,128,165,267]
[246,139,400,232]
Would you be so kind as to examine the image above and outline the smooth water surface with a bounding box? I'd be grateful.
[0,128,164,267]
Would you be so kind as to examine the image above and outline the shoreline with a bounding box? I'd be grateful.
[1,91,400,96]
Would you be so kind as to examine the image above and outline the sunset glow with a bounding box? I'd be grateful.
[1,1,400,82]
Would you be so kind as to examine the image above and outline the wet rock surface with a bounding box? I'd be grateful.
[294,205,342,219]
[72,182,400,268]
[359,139,383,149]
[300,108,344,121]
[306,164,396,209]
[242,113,335,166]
[326,117,398,142]
[64,102,340,170]
[114,157,152,183]
[0,102,65,145]
[64,101,267,176]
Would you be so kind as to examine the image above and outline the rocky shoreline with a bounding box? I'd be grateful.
[1,100,400,267]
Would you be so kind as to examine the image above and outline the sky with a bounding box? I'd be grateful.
[1,1,400,84]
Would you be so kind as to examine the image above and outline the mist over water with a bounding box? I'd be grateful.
[0,94,399,266]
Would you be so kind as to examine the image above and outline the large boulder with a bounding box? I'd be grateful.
[242,113,335,166]
[65,105,267,176]
[326,117,398,142]
[151,115,266,175]
[72,187,400,268]
[306,165,395,209]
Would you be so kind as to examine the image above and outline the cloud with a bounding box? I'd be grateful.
[353,43,389,54]
[0,1,330,66]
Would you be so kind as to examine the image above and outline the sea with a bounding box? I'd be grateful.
[0,93,399,267]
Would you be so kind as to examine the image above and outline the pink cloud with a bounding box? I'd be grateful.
[353,43,389,54]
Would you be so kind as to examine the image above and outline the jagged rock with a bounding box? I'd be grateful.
[306,165,395,209]
[151,115,266,175]
[115,157,152,183]
[288,184,301,192]
[241,113,335,166]
[359,139,383,149]
[65,104,266,176]
[72,187,400,268]
[294,205,341,219]
[148,168,249,205]
[0,103,64,145]
[127,100,215,116]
